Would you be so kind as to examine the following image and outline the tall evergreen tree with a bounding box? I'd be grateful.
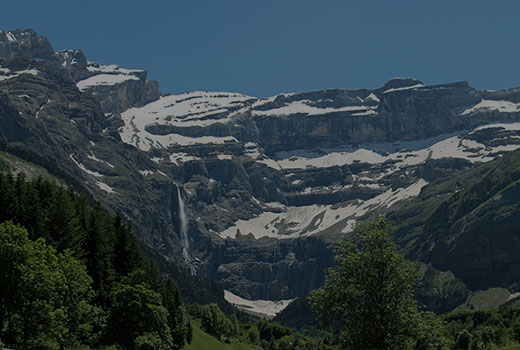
[113,214,142,278]
[84,203,115,304]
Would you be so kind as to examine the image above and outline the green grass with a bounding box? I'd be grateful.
[185,319,261,350]
[499,344,520,350]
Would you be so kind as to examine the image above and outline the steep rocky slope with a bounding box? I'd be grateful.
[1,29,520,308]
[415,149,520,291]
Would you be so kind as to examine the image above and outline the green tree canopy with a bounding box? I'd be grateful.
[0,221,96,350]
[200,303,231,340]
[309,216,424,350]
[107,270,173,350]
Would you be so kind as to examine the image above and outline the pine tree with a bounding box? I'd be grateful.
[84,204,114,304]
[113,215,142,278]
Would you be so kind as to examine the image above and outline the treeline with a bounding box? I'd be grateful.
[188,302,336,349]
[0,172,191,350]
[444,307,520,350]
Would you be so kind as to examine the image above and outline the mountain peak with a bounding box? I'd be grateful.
[0,28,54,60]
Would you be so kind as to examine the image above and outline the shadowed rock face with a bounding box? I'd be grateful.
[2,29,520,302]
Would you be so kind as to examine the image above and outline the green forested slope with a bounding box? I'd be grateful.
[390,148,520,293]
[0,172,191,350]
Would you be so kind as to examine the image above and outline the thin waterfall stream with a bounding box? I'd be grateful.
[177,186,195,275]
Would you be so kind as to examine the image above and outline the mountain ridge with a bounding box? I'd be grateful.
[1,29,520,310]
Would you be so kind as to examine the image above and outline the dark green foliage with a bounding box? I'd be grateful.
[200,303,232,340]
[310,216,453,350]
[107,271,173,350]
[444,307,520,349]
[0,173,190,349]
[257,319,291,342]
[455,329,471,350]
[416,264,471,314]
[113,214,143,277]
[310,216,422,349]
[246,325,260,344]
[160,279,191,349]
[0,222,97,349]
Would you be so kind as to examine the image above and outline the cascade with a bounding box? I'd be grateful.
[177,186,195,275]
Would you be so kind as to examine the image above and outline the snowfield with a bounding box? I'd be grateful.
[219,179,428,240]
[224,290,295,319]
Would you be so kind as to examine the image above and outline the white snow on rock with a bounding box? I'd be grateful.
[219,179,428,240]
[86,61,144,75]
[461,100,520,116]
[94,180,116,194]
[118,92,253,150]
[224,290,295,319]
[77,74,139,90]
[6,31,17,43]
[87,152,115,168]
[76,61,146,91]
[252,100,377,117]
[139,170,154,176]
[365,92,380,103]
[169,152,201,164]
[217,154,233,160]
[383,84,424,94]
[120,92,254,128]
[0,68,39,82]
[258,122,520,171]
[69,154,103,178]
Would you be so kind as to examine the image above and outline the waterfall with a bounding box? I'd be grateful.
[177,186,195,275]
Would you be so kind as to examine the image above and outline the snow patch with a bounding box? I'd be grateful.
[169,152,200,165]
[219,179,428,240]
[86,61,144,75]
[224,290,295,319]
[259,123,520,171]
[383,84,424,94]
[87,152,115,168]
[0,68,39,82]
[69,154,103,178]
[217,154,233,160]
[366,92,380,103]
[6,32,17,43]
[461,100,520,116]
[94,180,116,194]
[252,100,377,117]
[77,74,139,90]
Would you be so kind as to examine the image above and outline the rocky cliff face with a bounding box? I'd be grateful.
[2,29,520,304]
[0,29,160,114]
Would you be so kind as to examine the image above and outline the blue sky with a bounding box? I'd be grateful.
[1,1,519,97]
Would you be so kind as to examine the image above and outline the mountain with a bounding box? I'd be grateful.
[410,148,520,291]
[1,29,520,313]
